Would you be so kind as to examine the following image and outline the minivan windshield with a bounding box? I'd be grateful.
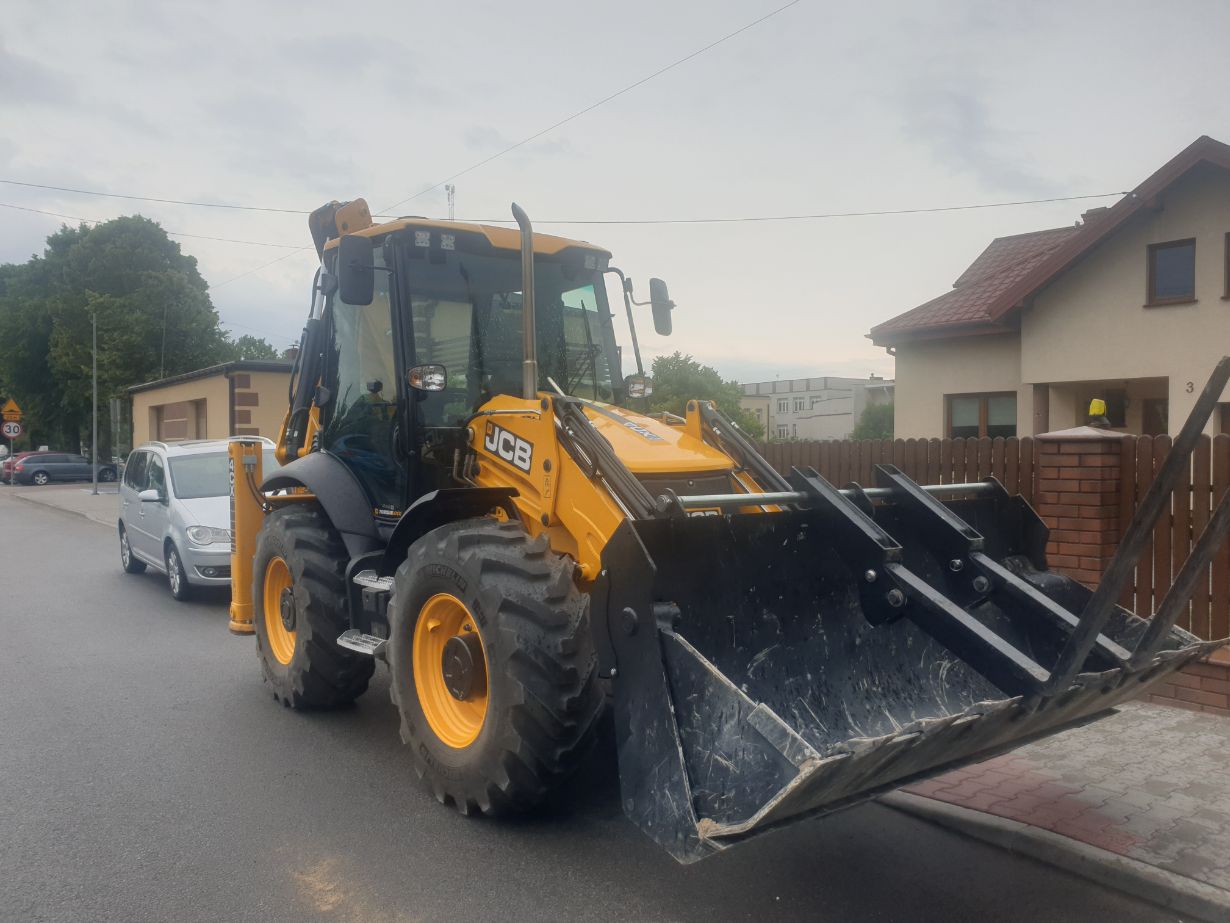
[168,450,279,500]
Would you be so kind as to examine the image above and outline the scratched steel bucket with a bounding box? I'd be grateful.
[598,488,1224,862]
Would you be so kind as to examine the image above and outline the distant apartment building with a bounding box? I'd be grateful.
[740,375,894,440]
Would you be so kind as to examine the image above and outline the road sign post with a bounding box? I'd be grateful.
[2,420,20,484]
[2,401,23,485]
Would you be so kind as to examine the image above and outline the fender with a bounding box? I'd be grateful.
[380,487,519,575]
[263,452,382,557]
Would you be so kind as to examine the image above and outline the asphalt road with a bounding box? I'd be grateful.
[0,491,1183,922]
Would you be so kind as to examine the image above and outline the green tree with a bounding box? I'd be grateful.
[0,216,231,455]
[648,352,763,439]
[852,401,894,440]
[227,334,280,360]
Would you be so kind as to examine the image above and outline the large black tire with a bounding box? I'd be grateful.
[386,519,604,816]
[253,504,374,708]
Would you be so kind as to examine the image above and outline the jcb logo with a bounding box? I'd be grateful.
[484,423,533,473]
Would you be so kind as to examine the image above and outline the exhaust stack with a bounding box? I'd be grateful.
[511,203,538,400]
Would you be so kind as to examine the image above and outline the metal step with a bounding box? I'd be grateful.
[337,629,388,657]
[352,569,394,591]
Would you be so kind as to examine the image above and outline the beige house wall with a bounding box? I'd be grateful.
[242,371,291,438]
[893,334,1027,438]
[1022,163,1230,431]
[131,366,290,446]
[131,375,230,445]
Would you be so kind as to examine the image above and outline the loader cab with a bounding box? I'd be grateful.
[319,223,625,519]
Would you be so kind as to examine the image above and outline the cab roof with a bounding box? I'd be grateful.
[324,216,611,258]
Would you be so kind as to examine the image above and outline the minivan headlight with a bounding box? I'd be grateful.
[186,526,232,546]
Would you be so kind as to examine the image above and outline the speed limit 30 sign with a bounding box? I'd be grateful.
[2,421,22,439]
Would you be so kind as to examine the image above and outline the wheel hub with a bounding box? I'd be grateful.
[441,631,486,701]
[279,587,296,632]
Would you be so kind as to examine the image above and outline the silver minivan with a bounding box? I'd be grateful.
[117,438,278,600]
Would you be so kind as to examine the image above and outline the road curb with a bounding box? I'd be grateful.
[10,490,116,529]
[880,791,1230,923]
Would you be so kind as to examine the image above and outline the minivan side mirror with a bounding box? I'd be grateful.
[649,278,674,336]
[337,234,375,306]
[138,488,161,503]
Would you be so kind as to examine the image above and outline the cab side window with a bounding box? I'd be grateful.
[124,451,149,490]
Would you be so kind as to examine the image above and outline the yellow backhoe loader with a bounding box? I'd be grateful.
[229,198,1228,862]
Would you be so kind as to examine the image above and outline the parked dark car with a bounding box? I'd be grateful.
[11,452,118,486]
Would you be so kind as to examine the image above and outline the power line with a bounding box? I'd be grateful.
[0,179,309,214]
[456,192,1130,226]
[209,248,314,289]
[218,318,300,343]
[0,202,301,248]
[376,0,806,213]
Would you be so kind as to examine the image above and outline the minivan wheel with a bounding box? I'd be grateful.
[166,542,192,601]
[119,525,146,574]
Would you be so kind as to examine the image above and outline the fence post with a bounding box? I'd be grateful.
[1034,427,1128,586]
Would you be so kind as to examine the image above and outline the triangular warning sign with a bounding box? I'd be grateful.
[0,399,20,416]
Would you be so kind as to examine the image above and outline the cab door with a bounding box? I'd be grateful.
[321,247,406,516]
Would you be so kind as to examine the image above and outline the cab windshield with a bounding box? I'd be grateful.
[402,245,622,424]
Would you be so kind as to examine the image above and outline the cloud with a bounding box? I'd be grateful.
[0,44,76,107]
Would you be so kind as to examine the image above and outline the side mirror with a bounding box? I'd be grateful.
[337,234,375,305]
[624,374,653,399]
[138,489,160,503]
[649,278,674,336]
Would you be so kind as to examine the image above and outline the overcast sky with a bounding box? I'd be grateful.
[3,0,1228,384]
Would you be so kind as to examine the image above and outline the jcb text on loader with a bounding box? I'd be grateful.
[228,198,1228,862]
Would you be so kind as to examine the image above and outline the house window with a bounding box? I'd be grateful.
[1147,238,1196,305]
[777,399,789,413]
[947,393,1016,438]
[777,425,789,438]
[793,398,804,412]
[792,423,797,437]
[754,408,762,419]
[1091,389,1127,428]
[1142,399,1168,436]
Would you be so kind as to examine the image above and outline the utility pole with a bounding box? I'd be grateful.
[445,184,456,220]
[91,309,99,496]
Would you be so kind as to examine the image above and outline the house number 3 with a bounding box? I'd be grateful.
[1187,381,1195,392]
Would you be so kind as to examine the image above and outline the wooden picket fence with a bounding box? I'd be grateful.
[1120,434,1230,642]
[758,436,1038,502]
[758,435,1230,642]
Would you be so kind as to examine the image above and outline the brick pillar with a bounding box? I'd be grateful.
[1034,427,1126,586]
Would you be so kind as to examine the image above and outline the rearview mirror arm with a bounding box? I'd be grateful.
[603,267,644,377]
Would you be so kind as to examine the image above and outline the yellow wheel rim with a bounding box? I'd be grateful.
[413,593,489,749]
[262,556,296,666]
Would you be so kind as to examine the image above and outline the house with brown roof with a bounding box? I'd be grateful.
[870,136,1230,439]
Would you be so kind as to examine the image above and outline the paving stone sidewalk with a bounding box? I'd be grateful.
[901,701,1230,894]
[4,483,120,528]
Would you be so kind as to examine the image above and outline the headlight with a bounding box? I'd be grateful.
[186,526,232,546]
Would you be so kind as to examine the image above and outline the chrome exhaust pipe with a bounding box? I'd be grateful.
[511,203,537,400]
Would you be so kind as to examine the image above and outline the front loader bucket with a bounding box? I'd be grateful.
[597,465,1227,862]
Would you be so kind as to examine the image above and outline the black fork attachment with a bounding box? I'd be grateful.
[593,358,1230,862]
